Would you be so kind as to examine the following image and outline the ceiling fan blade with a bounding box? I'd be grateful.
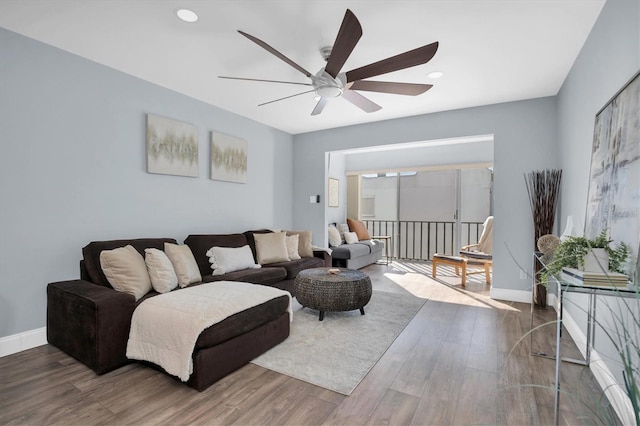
[311,97,328,116]
[342,90,382,113]
[324,9,362,78]
[258,89,316,107]
[345,42,439,82]
[349,80,433,96]
[218,76,313,87]
[238,30,313,78]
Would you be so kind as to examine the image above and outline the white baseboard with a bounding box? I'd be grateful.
[489,287,531,303]
[561,309,635,424]
[0,327,47,357]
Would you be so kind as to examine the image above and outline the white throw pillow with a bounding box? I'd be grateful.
[328,225,342,247]
[344,231,359,244]
[144,248,178,293]
[206,245,261,275]
[254,232,290,265]
[286,234,301,260]
[100,245,151,300]
[337,223,350,243]
[164,243,202,288]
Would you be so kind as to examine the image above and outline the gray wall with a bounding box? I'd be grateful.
[0,28,294,337]
[293,98,558,293]
[2,0,636,342]
[556,0,640,388]
[558,0,639,237]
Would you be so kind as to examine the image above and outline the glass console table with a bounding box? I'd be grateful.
[530,252,636,425]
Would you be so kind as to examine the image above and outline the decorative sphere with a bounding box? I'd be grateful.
[537,234,561,254]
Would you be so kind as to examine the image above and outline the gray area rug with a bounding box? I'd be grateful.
[251,290,427,395]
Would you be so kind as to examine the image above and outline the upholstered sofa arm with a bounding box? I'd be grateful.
[313,249,332,267]
[47,280,136,374]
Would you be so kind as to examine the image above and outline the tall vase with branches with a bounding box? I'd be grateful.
[525,169,562,307]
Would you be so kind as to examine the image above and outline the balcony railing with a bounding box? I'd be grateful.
[362,220,484,261]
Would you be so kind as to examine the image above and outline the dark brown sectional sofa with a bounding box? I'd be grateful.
[47,230,329,391]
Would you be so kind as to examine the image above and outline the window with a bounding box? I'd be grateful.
[361,195,375,217]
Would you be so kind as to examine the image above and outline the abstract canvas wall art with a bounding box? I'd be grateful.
[585,70,640,279]
[210,131,247,183]
[146,114,198,177]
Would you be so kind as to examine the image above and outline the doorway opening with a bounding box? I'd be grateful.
[347,166,493,261]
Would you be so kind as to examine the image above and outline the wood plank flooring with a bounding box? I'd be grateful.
[0,261,621,425]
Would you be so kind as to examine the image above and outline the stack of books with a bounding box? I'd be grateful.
[562,267,630,287]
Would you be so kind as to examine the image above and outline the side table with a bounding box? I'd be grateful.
[372,235,391,265]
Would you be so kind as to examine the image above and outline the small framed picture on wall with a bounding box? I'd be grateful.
[328,177,339,207]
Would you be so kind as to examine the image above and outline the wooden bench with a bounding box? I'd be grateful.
[432,254,492,286]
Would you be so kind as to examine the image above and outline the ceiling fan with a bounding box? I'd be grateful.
[219,9,439,116]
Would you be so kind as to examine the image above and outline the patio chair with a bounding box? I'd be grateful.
[432,216,493,286]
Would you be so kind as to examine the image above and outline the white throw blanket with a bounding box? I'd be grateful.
[126,281,292,382]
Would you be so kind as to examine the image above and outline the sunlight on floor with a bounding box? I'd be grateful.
[379,260,520,312]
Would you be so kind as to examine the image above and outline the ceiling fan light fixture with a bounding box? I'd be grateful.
[176,8,198,23]
[316,85,343,98]
[312,70,344,98]
[428,71,444,79]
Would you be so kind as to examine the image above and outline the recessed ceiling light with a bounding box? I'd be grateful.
[428,71,444,79]
[176,8,198,23]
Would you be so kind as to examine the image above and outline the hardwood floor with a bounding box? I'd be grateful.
[1,261,620,425]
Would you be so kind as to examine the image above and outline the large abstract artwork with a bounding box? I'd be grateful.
[210,131,247,183]
[146,114,198,177]
[585,70,640,280]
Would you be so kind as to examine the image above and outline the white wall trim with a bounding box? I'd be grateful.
[0,327,47,357]
[562,311,635,425]
[490,287,531,303]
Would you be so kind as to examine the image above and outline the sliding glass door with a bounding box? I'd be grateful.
[459,167,493,251]
[357,166,492,260]
[398,169,457,259]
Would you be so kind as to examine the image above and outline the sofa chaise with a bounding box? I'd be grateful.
[47,230,329,391]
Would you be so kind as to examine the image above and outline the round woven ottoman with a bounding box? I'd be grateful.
[294,267,372,321]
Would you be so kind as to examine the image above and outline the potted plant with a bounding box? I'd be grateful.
[540,229,630,283]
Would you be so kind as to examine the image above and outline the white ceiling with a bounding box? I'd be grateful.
[0,0,605,135]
